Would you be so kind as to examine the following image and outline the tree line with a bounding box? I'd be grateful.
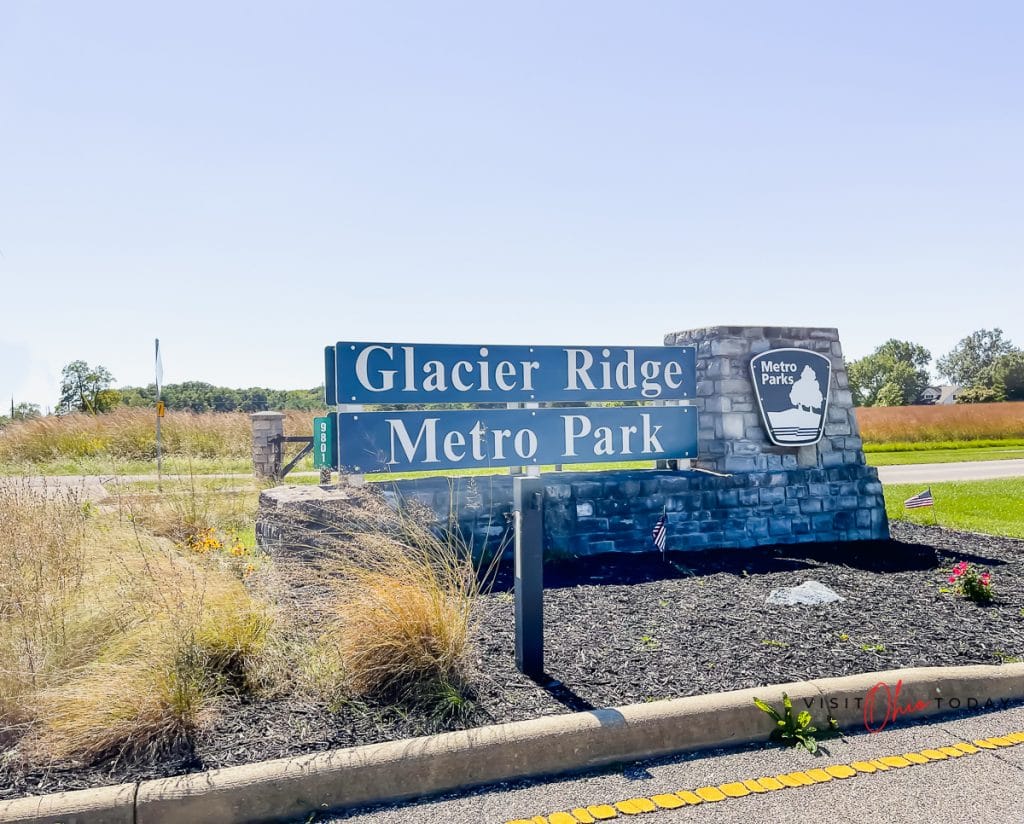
[849,328,1024,406]
[0,360,324,426]
[2,329,1021,426]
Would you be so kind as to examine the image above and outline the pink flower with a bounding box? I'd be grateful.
[948,576,957,584]
[981,573,991,584]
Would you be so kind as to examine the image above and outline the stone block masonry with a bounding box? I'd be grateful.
[666,326,861,473]
[251,411,284,479]
[365,463,888,559]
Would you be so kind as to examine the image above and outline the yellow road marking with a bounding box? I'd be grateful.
[506,729,1024,824]
[615,798,656,814]
[784,771,816,786]
[695,786,727,802]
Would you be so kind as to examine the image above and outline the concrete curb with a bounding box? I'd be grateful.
[3,664,1023,824]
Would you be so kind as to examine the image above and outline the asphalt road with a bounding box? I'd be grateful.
[875,458,1024,485]
[324,704,1024,824]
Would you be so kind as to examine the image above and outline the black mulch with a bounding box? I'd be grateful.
[4,521,1024,801]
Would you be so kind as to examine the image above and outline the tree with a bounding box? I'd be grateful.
[958,350,1024,403]
[789,365,823,411]
[57,361,119,414]
[937,329,1018,388]
[847,340,932,407]
[9,401,41,420]
[956,385,1004,404]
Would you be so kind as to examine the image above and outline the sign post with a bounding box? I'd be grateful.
[513,475,544,679]
[155,339,164,492]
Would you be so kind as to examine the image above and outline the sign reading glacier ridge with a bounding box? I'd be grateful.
[750,348,831,447]
[327,342,696,404]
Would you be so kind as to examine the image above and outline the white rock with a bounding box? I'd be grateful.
[766,580,844,606]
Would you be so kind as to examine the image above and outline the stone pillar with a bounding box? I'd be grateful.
[664,326,860,473]
[251,411,285,479]
[661,325,888,544]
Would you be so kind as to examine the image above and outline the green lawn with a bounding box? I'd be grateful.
[884,478,1024,539]
[867,446,1024,466]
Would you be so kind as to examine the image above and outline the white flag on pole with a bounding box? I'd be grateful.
[155,339,164,398]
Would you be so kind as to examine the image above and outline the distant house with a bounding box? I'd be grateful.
[917,385,959,405]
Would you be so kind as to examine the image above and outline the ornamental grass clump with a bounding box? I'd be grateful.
[948,561,993,604]
[314,488,498,717]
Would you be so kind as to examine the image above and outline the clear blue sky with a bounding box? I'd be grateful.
[2,1,1021,410]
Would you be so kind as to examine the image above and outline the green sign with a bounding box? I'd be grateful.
[313,415,335,469]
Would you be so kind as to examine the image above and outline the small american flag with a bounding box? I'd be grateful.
[652,512,668,555]
[904,488,934,509]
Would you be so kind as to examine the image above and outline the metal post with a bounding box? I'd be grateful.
[155,338,163,492]
[156,412,162,491]
[514,475,544,678]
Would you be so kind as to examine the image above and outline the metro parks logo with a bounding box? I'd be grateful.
[750,348,832,447]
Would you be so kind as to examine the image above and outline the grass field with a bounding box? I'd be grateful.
[2,402,1024,476]
[866,445,1024,466]
[856,402,1024,443]
[884,478,1024,539]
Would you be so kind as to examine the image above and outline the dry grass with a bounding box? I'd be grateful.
[1,472,499,765]
[311,489,498,716]
[0,408,316,466]
[856,402,1024,444]
[0,479,272,763]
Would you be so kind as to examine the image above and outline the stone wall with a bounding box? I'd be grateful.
[371,461,887,560]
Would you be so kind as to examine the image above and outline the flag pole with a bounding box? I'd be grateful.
[929,487,938,526]
[155,339,162,493]
[662,504,668,562]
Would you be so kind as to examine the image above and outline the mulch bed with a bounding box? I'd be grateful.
[4,521,1024,801]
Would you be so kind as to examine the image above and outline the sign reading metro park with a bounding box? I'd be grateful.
[324,341,698,473]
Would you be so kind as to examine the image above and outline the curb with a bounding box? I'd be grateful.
[3,664,1023,824]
